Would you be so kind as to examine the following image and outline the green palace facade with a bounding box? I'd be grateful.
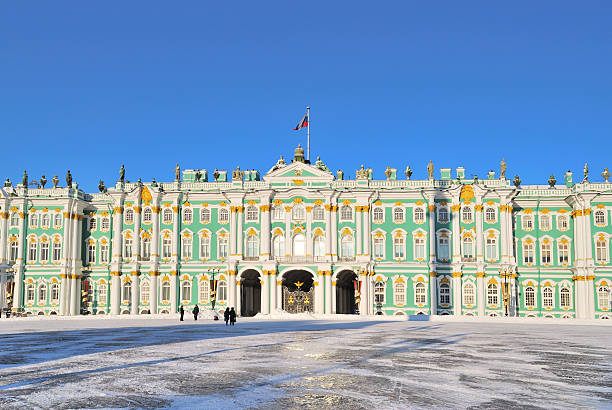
[1,146,611,319]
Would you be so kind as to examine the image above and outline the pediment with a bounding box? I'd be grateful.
[264,161,334,183]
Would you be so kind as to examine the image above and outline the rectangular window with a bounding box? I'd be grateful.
[393,237,404,259]
[100,244,109,263]
[88,244,96,265]
[485,238,497,261]
[373,237,384,259]
[52,242,61,262]
[40,242,50,262]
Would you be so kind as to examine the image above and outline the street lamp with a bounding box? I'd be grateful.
[499,266,512,317]
[207,267,221,318]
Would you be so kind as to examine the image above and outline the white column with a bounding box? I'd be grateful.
[236,280,242,315]
[306,209,313,257]
[428,203,437,263]
[363,206,371,258]
[451,202,460,263]
[355,207,362,256]
[325,205,332,261]
[170,272,177,314]
[285,207,291,258]
[69,212,80,316]
[150,272,158,314]
[330,206,338,261]
[130,271,139,315]
[236,207,244,258]
[261,272,269,314]
[500,202,508,264]
[229,270,237,309]
[453,273,461,316]
[269,270,277,312]
[430,274,437,316]
[111,273,120,315]
[172,203,179,264]
[261,205,271,259]
[359,271,367,315]
[314,272,323,313]
[477,273,485,317]
[13,203,26,312]
[133,205,142,259]
[325,271,332,313]
[69,274,78,316]
[110,203,123,315]
[230,207,237,257]
[276,275,283,311]
[331,274,337,313]
[0,211,8,264]
[475,200,484,263]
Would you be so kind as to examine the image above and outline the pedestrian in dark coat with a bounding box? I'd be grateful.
[179,305,185,321]
[229,307,236,325]
[193,304,199,321]
[224,308,230,326]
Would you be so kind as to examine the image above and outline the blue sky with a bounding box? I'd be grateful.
[1,1,610,190]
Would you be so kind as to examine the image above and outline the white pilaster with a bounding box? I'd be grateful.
[260,204,271,259]
[477,273,485,317]
[269,270,277,312]
[261,272,269,314]
[453,274,461,316]
[325,271,332,313]
[130,271,139,315]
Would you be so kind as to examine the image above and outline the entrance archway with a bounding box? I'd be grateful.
[240,270,261,317]
[282,270,314,313]
[336,270,358,314]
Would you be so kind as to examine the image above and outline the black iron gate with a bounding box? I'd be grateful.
[283,286,314,314]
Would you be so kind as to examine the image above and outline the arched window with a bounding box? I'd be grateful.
[558,241,569,264]
[522,215,533,230]
[340,205,352,221]
[140,281,150,303]
[10,241,19,263]
[439,283,450,304]
[560,287,571,308]
[122,281,132,303]
[52,241,61,262]
[10,212,19,227]
[30,213,39,228]
[162,237,172,258]
[218,236,228,259]
[487,283,499,305]
[124,237,133,258]
[525,286,536,307]
[558,215,569,231]
[182,236,192,259]
[28,240,37,262]
[51,283,60,302]
[596,238,608,263]
[341,234,354,258]
[313,206,324,221]
[273,235,285,258]
[438,234,450,260]
[373,236,384,259]
[462,207,472,223]
[100,242,109,264]
[54,213,63,227]
[101,217,110,231]
[415,282,426,304]
[393,207,404,222]
[246,206,258,221]
[292,234,305,256]
[163,208,173,224]
[26,284,35,303]
[463,282,475,305]
[292,205,305,220]
[523,242,535,264]
[374,281,385,304]
[393,235,405,259]
[438,207,449,223]
[540,214,551,231]
[40,241,50,262]
[200,208,211,223]
[246,234,259,257]
[595,210,606,226]
[462,236,474,261]
[143,207,152,223]
[200,235,210,259]
[394,282,406,305]
[414,237,425,260]
[161,281,171,302]
[199,279,210,302]
[272,206,284,221]
[597,286,610,310]
[485,207,496,223]
[541,242,552,264]
[38,284,47,303]
[543,287,554,308]
[314,235,325,258]
[124,208,134,224]
[141,236,151,260]
[218,280,228,302]
[87,242,96,265]
[414,207,424,223]
[183,208,193,224]
[373,207,384,222]
[218,208,229,223]
[485,237,497,261]
[42,214,50,228]
[181,280,192,302]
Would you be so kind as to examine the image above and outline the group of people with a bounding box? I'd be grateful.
[178,304,237,325]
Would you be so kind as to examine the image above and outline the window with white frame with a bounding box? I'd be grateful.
[485,207,496,223]
[218,280,228,302]
[52,241,61,262]
[540,214,551,231]
[246,206,258,221]
[124,237,133,258]
[292,234,305,256]
[292,205,305,220]
[10,212,19,227]
[140,281,150,303]
[438,207,449,223]
[558,241,569,264]
[462,207,472,223]
[438,234,450,260]
[462,236,474,261]
[273,235,285,258]
[596,238,608,264]
[181,280,191,302]
[394,282,406,305]
[393,235,405,259]
[415,282,426,304]
[341,234,354,258]
[373,236,384,259]
[558,215,569,231]
[541,241,552,264]
[523,241,535,264]
[200,236,210,259]
[51,283,60,303]
[40,241,49,262]
[463,282,475,305]
[340,205,352,221]
[525,286,536,307]
[522,215,533,230]
[485,237,497,261]
[30,213,38,228]
[595,210,606,226]
[183,208,193,224]
[101,217,110,231]
[143,208,152,223]
[122,281,131,303]
[41,214,50,228]
[87,243,96,265]
[98,282,108,305]
[26,284,35,303]
[487,283,499,305]
[54,213,63,227]
[200,208,211,223]
[374,281,385,304]
[414,207,425,223]
[28,240,37,262]
[38,284,47,303]
[393,207,404,222]
[124,208,134,224]
[560,287,571,308]
[272,206,284,221]
[218,237,228,259]
[162,237,172,258]
[161,281,171,301]
[141,236,151,260]
[597,286,610,310]
[218,208,229,223]
[439,283,450,305]
[182,236,193,259]
[100,243,109,263]
[373,207,384,222]
[313,206,324,221]
[10,241,19,263]
[246,234,259,257]
[163,208,173,224]
[414,237,425,260]
[314,235,325,257]
[89,217,96,231]
[199,279,210,302]
[543,287,554,308]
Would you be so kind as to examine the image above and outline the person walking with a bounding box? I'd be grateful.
[224,307,230,326]
[229,307,236,326]
[192,304,199,321]
[179,305,185,321]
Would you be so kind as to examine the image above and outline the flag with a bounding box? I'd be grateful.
[293,112,309,130]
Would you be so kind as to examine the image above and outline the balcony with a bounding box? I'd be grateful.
[273,256,328,263]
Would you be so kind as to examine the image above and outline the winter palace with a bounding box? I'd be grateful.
[0,145,611,319]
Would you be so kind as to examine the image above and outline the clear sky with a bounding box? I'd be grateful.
[1,1,610,191]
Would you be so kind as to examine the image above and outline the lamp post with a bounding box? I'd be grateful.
[207,267,221,318]
[499,266,511,317]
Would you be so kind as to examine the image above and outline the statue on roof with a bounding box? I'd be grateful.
[404,165,413,180]
[52,175,59,188]
[195,169,202,182]
[271,155,287,172]
[66,170,73,188]
[427,160,434,180]
[603,168,610,183]
[119,164,125,183]
[175,163,181,182]
[500,158,507,179]
[232,166,244,181]
[356,164,368,180]
[4,178,12,188]
[315,156,329,172]
[213,168,220,181]
[98,180,106,193]
[22,170,28,187]
[583,162,589,182]
[40,175,47,189]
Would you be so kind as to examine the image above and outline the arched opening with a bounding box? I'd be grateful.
[282,270,314,314]
[240,270,261,317]
[336,270,358,314]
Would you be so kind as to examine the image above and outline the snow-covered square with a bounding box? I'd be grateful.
[0,315,611,409]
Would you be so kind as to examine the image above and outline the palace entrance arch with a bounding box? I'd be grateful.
[240,269,261,317]
[281,270,314,314]
[336,270,358,314]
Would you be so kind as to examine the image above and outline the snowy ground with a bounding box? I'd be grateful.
[0,315,611,409]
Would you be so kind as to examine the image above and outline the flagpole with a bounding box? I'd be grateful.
[306,106,310,162]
